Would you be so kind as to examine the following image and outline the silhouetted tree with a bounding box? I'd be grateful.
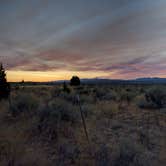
[70,76,80,86]
[0,63,10,100]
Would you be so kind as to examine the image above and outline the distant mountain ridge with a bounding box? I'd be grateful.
[10,77,166,85]
[53,77,166,85]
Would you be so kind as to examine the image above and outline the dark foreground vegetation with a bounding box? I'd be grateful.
[0,83,166,166]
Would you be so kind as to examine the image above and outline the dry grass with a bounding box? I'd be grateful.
[0,84,165,165]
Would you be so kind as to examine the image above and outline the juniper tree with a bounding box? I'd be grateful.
[70,76,80,86]
[0,63,10,100]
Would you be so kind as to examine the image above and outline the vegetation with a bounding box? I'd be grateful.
[0,63,10,100]
[145,87,166,108]
[0,83,165,165]
[70,76,80,86]
[63,81,70,93]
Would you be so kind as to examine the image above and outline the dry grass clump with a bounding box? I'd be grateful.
[96,101,119,119]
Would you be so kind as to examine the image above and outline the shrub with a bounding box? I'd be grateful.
[119,90,137,104]
[58,92,76,104]
[95,88,108,100]
[95,145,111,166]
[10,93,39,116]
[50,99,80,123]
[39,99,80,124]
[81,104,95,117]
[38,99,80,140]
[111,138,152,166]
[74,86,91,95]
[56,143,80,165]
[97,101,119,119]
[51,87,62,97]
[79,94,94,104]
[145,87,166,108]
[102,91,117,101]
[138,97,155,109]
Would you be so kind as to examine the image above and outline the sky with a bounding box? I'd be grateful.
[0,0,166,82]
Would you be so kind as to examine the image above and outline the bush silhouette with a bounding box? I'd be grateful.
[70,76,80,86]
[145,87,166,108]
[0,63,10,100]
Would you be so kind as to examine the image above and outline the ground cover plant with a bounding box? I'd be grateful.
[0,84,165,165]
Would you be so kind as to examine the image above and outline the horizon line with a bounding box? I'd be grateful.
[8,77,166,83]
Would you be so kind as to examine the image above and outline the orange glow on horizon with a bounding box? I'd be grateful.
[6,70,166,82]
[7,70,113,82]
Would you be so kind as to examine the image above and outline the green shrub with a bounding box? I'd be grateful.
[56,143,80,165]
[111,138,152,166]
[10,93,39,116]
[102,91,117,101]
[38,99,80,139]
[138,98,153,109]
[119,90,137,104]
[95,145,111,166]
[145,87,166,108]
[39,99,80,124]
[95,88,106,99]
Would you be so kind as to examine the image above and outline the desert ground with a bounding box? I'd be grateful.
[0,84,166,166]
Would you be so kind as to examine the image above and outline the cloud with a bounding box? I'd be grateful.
[0,0,166,80]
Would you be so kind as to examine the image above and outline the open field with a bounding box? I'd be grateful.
[0,84,166,166]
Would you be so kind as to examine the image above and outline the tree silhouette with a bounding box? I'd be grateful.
[0,63,10,100]
[70,76,80,86]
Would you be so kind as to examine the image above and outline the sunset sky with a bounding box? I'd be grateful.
[0,0,166,82]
